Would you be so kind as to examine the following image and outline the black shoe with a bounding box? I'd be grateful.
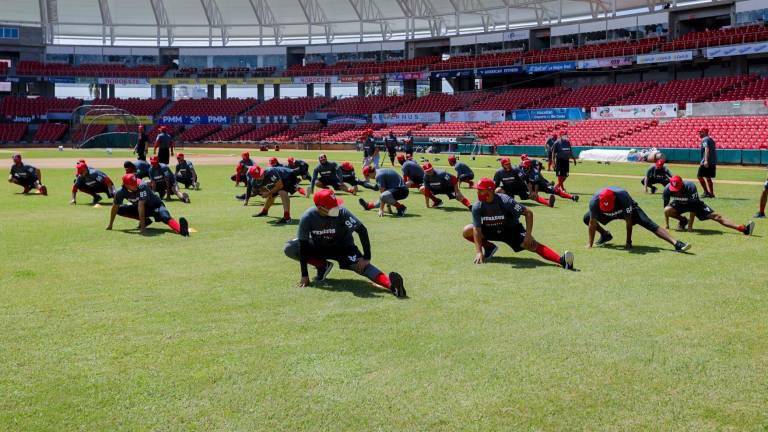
[559,251,574,269]
[649,185,657,194]
[315,262,334,281]
[433,198,444,208]
[358,198,370,211]
[144,218,153,228]
[548,194,556,207]
[389,272,406,298]
[572,194,579,202]
[677,216,689,231]
[276,217,291,224]
[483,243,498,260]
[703,192,715,198]
[179,217,189,237]
[235,194,246,200]
[92,194,102,205]
[182,192,190,204]
[396,205,407,217]
[754,212,765,219]
[674,241,691,252]
[743,221,755,236]
[595,231,613,247]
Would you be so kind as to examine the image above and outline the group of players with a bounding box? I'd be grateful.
[7,127,761,298]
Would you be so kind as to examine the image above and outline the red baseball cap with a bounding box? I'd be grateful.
[477,178,496,191]
[248,165,264,179]
[76,162,87,175]
[313,188,344,210]
[500,157,511,166]
[598,188,616,212]
[362,165,374,177]
[341,161,353,171]
[698,127,709,135]
[150,155,159,166]
[122,173,140,188]
[241,151,250,159]
[269,157,278,166]
[287,157,295,165]
[521,159,532,169]
[655,159,665,168]
[520,153,529,161]
[422,162,433,172]
[396,154,406,162]
[176,153,185,160]
[12,153,21,162]
[448,155,456,163]
[669,175,684,192]
[551,133,557,139]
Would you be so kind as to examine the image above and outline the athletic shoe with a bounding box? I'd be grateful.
[483,243,499,260]
[179,217,190,237]
[252,212,267,217]
[92,194,102,205]
[39,185,48,196]
[388,272,406,298]
[674,241,691,252]
[560,251,574,270]
[358,198,370,211]
[21,186,31,194]
[595,231,613,247]
[572,194,579,202]
[754,212,765,219]
[315,262,334,282]
[548,195,556,207]
[235,194,246,200]
[703,192,715,198]
[276,217,291,224]
[144,218,153,228]
[743,221,755,236]
[649,185,657,194]
[677,216,689,231]
[182,192,191,203]
[433,198,444,208]
[396,205,407,217]
[194,181,200,190]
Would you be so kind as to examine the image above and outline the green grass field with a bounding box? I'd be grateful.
[1,149,767,430]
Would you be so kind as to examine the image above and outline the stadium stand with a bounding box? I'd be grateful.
[243,97,331,116]
[661,24,768,51]
[237,124,289,141]
[466,87,569,111]
[70,124,106,143]
[1,97,82,117]
[319,95,413,115]
[0,123,28,142]
[612,117,768,149]
[321,124,386,142]
[614,75,755,108]
[712,77,768,101]
[522,37,660,64]
[391,93,465,113]
[269,123,324,142]
[475,121,564,146]
[16,61,168,78]
[92,98,169,116]
[163,98,259,116]
[32,123,68,142]
[204,124,258,142]
[563,119,658,146]
[432,52,525,71]
[177,125,221,142]
[535,82,655,109]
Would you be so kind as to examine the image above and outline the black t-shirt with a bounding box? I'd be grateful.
[493,167,527,193]
[384,136,397,152]
[700,136,717,165]
[423,169,455,193]
[588,187,636,222]
[114,183,164,210]
[471,194,526,235]
[340,167,357,184]
[401,160,424,183]
[363,137,378,157]
[404,135,414,152]
[263,166,296,189]
[155,133,172,150]
[662,181,701,208]
[545,137,556,152]
[175,160,194,177]
[78,168,109,186]
[646,166,672,183]
[292,160,309,174]
[137,133,148,152]
[553,139,573,160]
[149,164,174,184]
[312,161,341,185]
[297,206,364,248]
[10,164,38,182]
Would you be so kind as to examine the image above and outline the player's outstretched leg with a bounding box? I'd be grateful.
[524,239,574,270]
[708,213,754,236]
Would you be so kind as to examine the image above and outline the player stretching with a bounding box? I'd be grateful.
[309,154,344,194]
[462,178,574,269]
[71,161,115,204]
[287,157,311,181]
[642,159,672,194]
[283,189,406,297]
[231,152,254,186]
[398,154,424,189]
[149,156,190,203]
[420,162,472,209]
[340,161,376,194]
[106,174,189,236]
[251,165,302,224]
[494,157,555,207]
[521,159,578,202]
[584,187,690,251]
[448,155,474,189]
[663,176,754,235]
[358,166,409,217]
[8,154,47,195]
[174,153,199,190]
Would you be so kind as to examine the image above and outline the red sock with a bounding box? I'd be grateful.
[461,197,471,208]
[283,211,290,220]
[706,178,714,195]
[297,187,307,196]
[738,224,746,232]
[167,218,181,234]
[393,202,404,209]
[374,272,391,289]
[535,243,561,264]
[556,189,573,199]
[535,195,550,206]
[307,257,328,268]
[366,201,374,210]
[347,187,355,194]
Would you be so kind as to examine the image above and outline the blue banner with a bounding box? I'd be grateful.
[327,114,369,125]
[158,115,231,125]
[44,77,78,84]
[477,66,523,76]
[524,61,577,74]
[510,108,584,121]
[431,69,473,79]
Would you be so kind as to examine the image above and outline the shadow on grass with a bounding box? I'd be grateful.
[117,227,171,237]
[266,217,298,226]
[314,278,392,299]
[602,243,674,255]
[433,206,471,213]
[488,256,554,268]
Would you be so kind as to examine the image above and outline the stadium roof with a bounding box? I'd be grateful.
[0,0,714,46]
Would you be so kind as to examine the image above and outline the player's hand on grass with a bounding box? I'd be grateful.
[298,277,311,287]
[474,252,485,264]
[377,209,384,217]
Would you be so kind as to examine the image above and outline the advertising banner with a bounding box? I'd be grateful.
[502,30,530,41]
[577,56,634,69]
[476,66,523,76]
[705,42,768,58]
[590,103,678,119]
[446,110,505,122]
[339,75,382,83]
[81,115,154,125]
[158,115,230,125]
[372,112,441,124]
[431,69,473,79]
[8,115,44,122]
[327,114,369,124]
[636,50,693,64]
[238,115,300,124]
[44,76,77,84]
[292,76,338,84]
[510,108,583,121]
[97,77,148,85]
[525,61,577,74]
[243,77,292,85]
[387,72,429,81]
[687,100,768,117]
[148,77,292,86]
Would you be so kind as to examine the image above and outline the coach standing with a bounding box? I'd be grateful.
[697,128,717,198]
[552,132,577,192]
[153,126,174,165]
[135,125,149,161]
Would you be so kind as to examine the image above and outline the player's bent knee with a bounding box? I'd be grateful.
[283,239,300,260]
[582,212,591,226]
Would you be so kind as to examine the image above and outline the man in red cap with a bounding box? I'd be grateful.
[250,164,302,223]
[398,154,424,189]
[283,189,406,297]
[241,165,264,205]
[420,162,472,209]
[362,129,380,169]
[462,177,574,269]
[309,154,344,194]
[287,157,310,181]
[339,161,376,195]
[8,154,47,195]
[552,132,577,191]
[642,159,672,194]
[134,124,149,161]
[403,130,415,159]
[663,175,754,235]
[545,134,557,171]
[231,151,254,186]
[493,157,555,207]
[149,155,190,203]
[384,131,398,166]
[174,153,199,190]
[585,186,690,251]
[70,160,115,205]
[268,157,283,168]
[107,173,189,236]
[448,155,474,189]
[521,159,579,202]
[359,165,409,217]
[153,126,174,165]
[697,128,717,198]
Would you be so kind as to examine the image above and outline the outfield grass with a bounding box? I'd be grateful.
[1,149,767,431]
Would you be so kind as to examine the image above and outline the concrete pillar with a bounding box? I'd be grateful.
[324,82,332,98]
[207,84,215,98]
[380,79,388,96]
[165,85,174,100]
[357,81,366,97]
[429,77,442,93]
[274,84,281,99]
[403,79,417,96]
[154,84,163,99]
[221,85,227,99]
[257,84,265,101]
[306,83,314,98]
[108,84,115,98]
[99,84,108,99]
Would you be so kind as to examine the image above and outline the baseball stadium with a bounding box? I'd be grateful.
[2,0,768,429]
